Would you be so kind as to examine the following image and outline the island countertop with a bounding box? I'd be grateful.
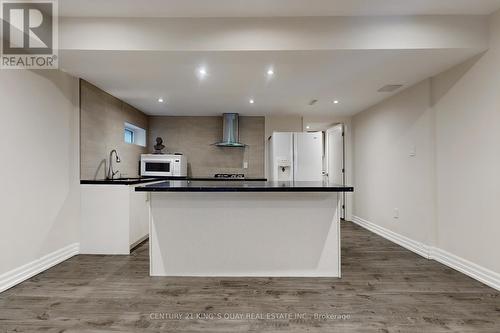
[135,180,354,192]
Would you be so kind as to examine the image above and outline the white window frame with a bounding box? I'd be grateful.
[124,122,146,147]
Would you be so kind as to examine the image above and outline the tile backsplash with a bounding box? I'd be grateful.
[80,80,265,180]
[80,80,149,180]
[148,116,265,178]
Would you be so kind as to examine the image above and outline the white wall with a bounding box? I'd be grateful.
[353,80,436,245]
[434,10,500,273]
[0,70,80,276]
[60,15,488,51]
[353,10,500,277]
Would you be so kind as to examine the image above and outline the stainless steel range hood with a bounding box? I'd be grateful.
[214,113,247,147]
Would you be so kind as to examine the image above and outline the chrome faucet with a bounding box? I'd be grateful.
[107,149,121,180]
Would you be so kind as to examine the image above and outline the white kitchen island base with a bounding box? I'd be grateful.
[149,192,342,277]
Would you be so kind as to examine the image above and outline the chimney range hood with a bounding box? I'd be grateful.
[214,113,247,148]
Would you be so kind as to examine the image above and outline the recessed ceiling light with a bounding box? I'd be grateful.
[249,99,255,104]
[267,69,274,76]
[158,98,164,103]
[333,100,339,104]
[196,67,208,80]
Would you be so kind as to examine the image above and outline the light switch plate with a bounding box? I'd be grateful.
[409,145,416,157]
[243,161,248,169]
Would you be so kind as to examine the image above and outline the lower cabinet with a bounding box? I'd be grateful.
[80,184,149,255]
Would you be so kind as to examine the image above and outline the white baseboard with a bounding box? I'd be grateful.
[352,216,500,291]
[430,247,500,291]
[352,216,431,259]
[0,243,79,293]
[130,234,149,251]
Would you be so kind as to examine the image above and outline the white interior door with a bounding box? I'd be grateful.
[293,132,323,181]
[326,124,345,217]
[326,125,344,185]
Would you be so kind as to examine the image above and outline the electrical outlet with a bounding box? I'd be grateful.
[393,208,399,219]
[243,161,249,169]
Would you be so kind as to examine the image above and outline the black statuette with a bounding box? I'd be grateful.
[154,137,165,154]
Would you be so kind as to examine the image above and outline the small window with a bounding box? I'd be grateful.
[124,122,146,147]
[124,128,134,144]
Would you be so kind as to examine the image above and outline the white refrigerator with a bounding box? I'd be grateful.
[268,132,324,181]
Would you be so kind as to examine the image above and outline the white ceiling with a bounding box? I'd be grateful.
[58,2,494,117]
[60,0,500,17]
[61,49,482,116]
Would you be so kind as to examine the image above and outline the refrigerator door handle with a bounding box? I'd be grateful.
[292,133,297,182]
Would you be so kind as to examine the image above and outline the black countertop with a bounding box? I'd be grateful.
[135,180,354,192]
[80,177,161,185]
[80,177,267,185]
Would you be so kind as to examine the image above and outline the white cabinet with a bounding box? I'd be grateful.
[80,184,149,255]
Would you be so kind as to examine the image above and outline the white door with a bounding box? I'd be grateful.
[293,132,323,181]
[326,124,345,218]
[326,124,344,185]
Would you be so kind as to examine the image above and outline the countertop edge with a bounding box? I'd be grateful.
[135,187,354,193]
[81,177,268,185]
[80,179,159,185]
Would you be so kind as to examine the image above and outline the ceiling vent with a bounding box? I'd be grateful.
[378,84,403,93]
[308,99,318,106]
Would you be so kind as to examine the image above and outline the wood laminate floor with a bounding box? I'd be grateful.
[1,221,499,332]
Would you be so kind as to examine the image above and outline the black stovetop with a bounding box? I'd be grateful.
[214,173,246,179]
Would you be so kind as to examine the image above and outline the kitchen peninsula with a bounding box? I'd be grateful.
[136,180,353,277]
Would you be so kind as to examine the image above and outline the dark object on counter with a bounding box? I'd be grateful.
[154,137,165,154]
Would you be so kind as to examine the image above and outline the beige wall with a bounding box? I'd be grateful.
[353,10,500,276]
[149,116,265,178]
[264,116,303,139]
[0,70,80,276]
[80,80,149,180]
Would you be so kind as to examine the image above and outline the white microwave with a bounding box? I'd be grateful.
[140,154,187,177]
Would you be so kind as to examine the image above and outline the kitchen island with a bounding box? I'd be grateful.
[136,180,353,277]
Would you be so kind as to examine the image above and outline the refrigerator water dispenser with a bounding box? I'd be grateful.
[276,158,292,181]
